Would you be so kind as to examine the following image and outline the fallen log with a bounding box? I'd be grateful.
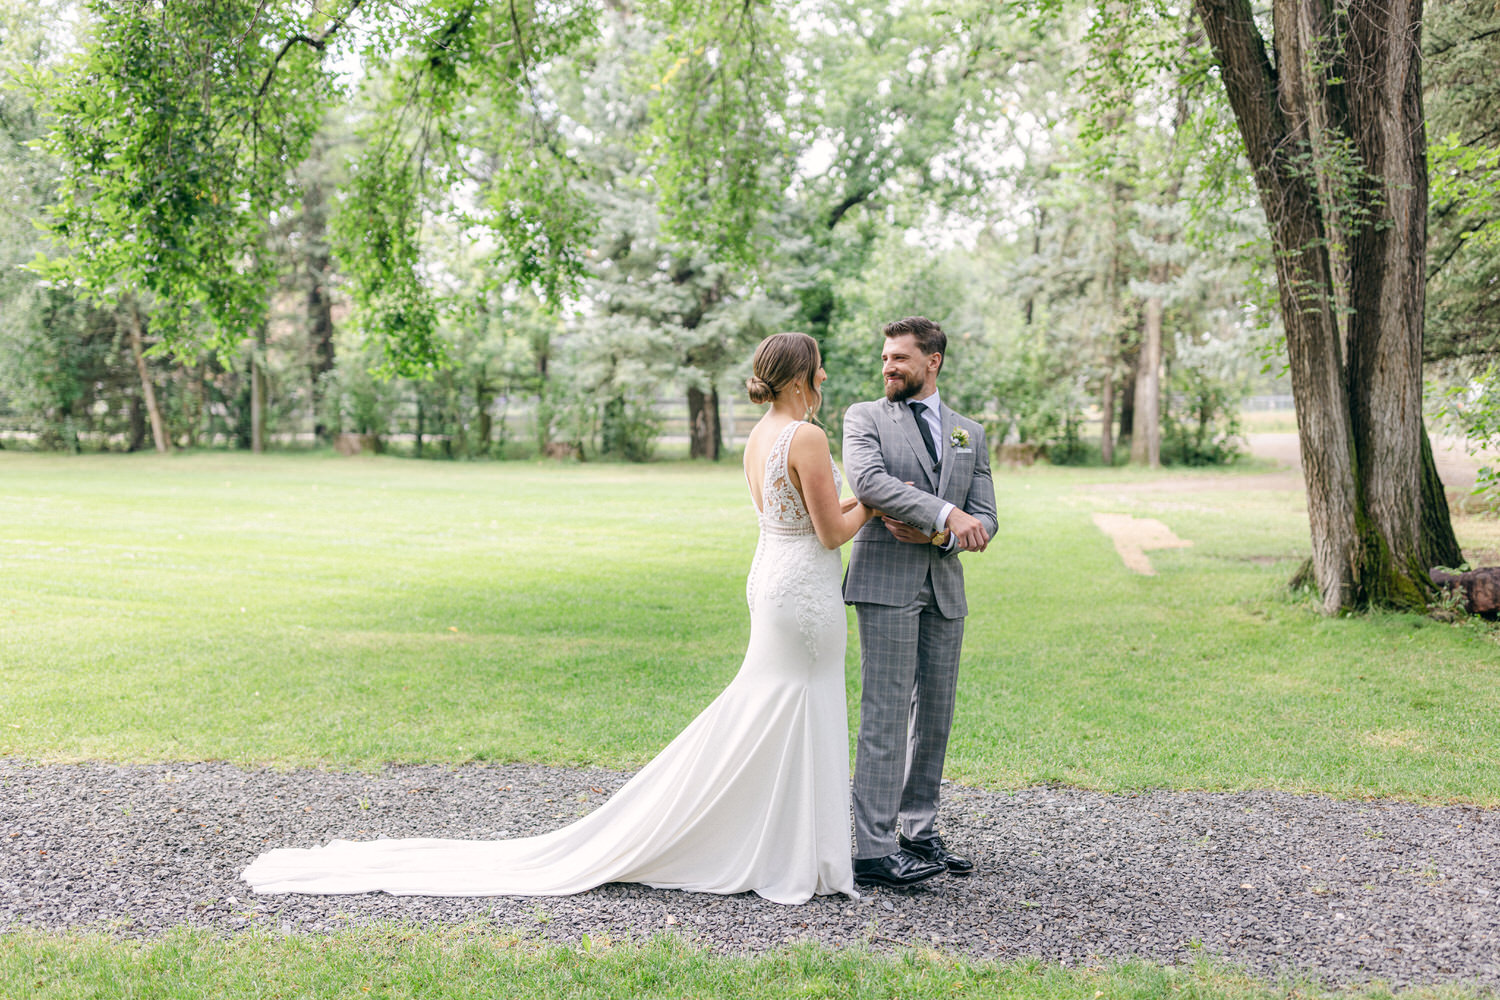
[1429,566,1500,618]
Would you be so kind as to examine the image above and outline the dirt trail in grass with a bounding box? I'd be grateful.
[1089,432,1496,571]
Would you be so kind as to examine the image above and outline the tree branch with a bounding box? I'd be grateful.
[1194,0,1284,181]
[256,0,367,100]
[1426,215,1497,281]
[1425,25,1500,57]
[826,185,875,229]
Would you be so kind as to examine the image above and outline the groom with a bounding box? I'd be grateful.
[842,316,997,888]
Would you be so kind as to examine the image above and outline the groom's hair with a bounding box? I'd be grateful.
[882,316,946,372]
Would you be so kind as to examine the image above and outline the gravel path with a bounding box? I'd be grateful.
[2,759,1496,990]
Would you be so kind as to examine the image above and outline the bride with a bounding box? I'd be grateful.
[243,332,875,904]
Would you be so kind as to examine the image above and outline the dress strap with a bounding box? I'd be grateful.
[762,420,805,495]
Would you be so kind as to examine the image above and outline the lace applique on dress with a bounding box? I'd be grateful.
[746,421,844,658]
[759,421,820,535]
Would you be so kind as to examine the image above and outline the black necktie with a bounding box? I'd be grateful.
[909,400,940,466]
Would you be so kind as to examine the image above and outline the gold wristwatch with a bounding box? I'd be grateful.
[930,530,950,547]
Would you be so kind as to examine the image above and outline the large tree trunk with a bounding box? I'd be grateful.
[1100,373,1115,466]
[1196,0,1460,612]
[1117,334,1138,445]
[1130,292,1163,467]
[476,372,494,457]
[183,361,204,448]
[1341,1,1463,587]
[125,303,169,454]
[687,385,721,460]
[307,259,336,442]
[250,326,268,455]
[300,171,337,443]
[415,398,425,458]
[1128,35,1193,470]
[126,396,146,453]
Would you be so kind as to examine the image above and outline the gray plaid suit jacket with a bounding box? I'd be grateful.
[841,398,998,619]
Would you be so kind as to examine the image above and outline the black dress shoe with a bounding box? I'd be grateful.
[852,850,946,887]
[898,834,974,875]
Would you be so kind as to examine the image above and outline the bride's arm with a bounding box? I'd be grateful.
[788,425,875,549]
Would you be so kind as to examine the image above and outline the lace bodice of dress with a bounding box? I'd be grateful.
[758,421,841,536]
[747,419,846,659]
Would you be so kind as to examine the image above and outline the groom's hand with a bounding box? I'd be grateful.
[881,516,933,544]
[947,509,990,551]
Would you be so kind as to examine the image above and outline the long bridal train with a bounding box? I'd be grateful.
[243,421,856,905]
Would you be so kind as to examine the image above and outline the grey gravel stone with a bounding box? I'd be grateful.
[1,759,1496,990]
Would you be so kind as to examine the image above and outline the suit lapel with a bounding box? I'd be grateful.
[885,398,938,487]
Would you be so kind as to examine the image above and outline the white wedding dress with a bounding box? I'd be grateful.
[243,421,856,904]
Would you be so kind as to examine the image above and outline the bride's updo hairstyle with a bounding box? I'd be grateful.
[747,332,820,405]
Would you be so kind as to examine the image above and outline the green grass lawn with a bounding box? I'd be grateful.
[2,450,1495,803]
[0,925,1484,1000]
[2,450,1496,999]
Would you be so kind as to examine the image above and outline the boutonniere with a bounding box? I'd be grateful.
[948,427,970,449]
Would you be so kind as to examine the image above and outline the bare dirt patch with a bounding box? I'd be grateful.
[1090,512,1193,575]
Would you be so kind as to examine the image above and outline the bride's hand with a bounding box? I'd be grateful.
[881,516,933,544]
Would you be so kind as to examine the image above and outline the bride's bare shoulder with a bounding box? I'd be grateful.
[787,424,831,467]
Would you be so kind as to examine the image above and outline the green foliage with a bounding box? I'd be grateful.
[534,15,788,461]
[0,287,116,450]
[821,231,966,426]
[1162,370,1246,467]
[333,154,447,379]
[638,0,791,270]
[1426,133,1500,361]
[599,390,663,462]
[317,333,401,436]
[0,1,102,445]
[1431,361,1500,503]
[1430,135,1500,252]
[1158,311,1256,468]
[34,0,334,353]
[333,0,597,376]
[0,0,1282,461]
[1424,0,1500,363]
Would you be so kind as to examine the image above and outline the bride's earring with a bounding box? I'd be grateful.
[795,388,811,421]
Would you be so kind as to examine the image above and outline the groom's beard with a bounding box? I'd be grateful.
[884,370,923,402]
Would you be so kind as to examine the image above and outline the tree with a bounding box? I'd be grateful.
[1424,2,1500,500]
[34,0,340,451]
[1424,0,1500,364]
[0,0,148,452]
[1194,0,1462,612]
[274,113,353,444]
